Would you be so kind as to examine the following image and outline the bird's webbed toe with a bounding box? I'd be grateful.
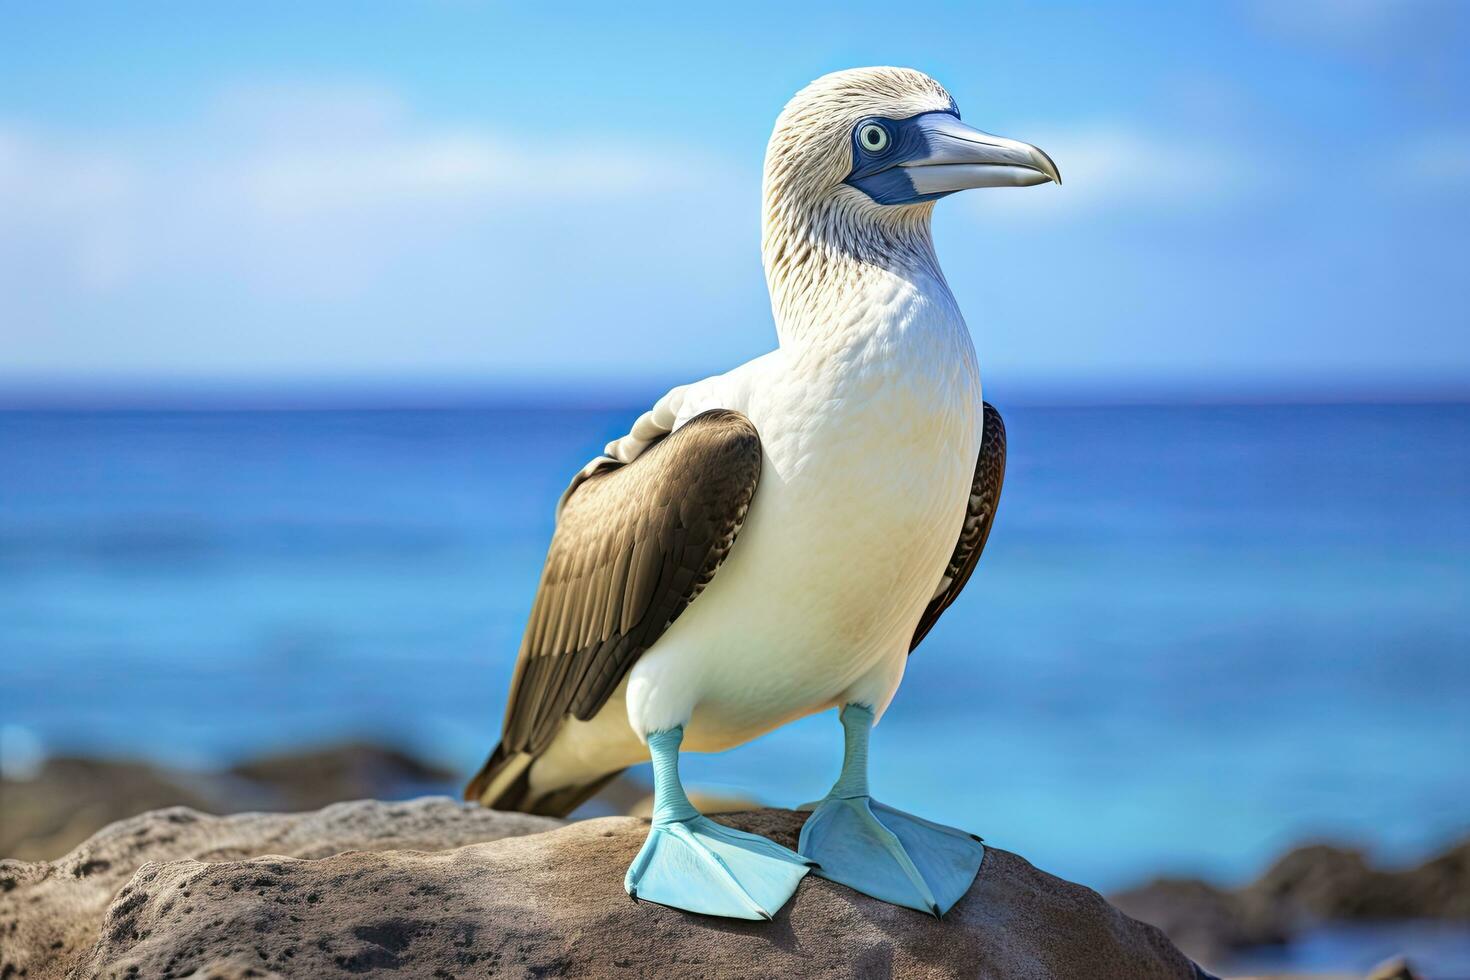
[625,814,811,920]
[798,796,984,916]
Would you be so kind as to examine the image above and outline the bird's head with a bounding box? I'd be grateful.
[762,67,1059,261]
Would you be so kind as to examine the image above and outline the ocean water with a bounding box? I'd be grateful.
[1,401,1466,896]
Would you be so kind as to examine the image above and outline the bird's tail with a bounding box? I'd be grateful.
[463,741,622,818]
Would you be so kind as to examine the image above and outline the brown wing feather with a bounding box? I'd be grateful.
[910,401,1007,652]
[500,408,761,756]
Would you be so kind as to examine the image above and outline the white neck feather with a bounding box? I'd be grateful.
[761,194,965,359]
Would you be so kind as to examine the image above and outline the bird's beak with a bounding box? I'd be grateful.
[902,113,1061,194]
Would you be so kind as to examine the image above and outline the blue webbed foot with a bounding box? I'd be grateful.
[796,703,984,916]
[625,725,810,920]
[625,813,812,920]
[799,794,984,916]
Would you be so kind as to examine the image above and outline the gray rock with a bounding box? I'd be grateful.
[0,797,559,980]
[1110,837,1470,966]
[1,798,1204,979]
[1104,875,1285,966]
[0,756,222,861]
[0,743,462,860]
[1240,840,1470,924]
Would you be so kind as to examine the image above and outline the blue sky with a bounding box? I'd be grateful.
[2,0,1467,397]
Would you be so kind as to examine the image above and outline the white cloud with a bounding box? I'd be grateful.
[0,130,134,213]
[0,129,142,291]
[227,130,682,219]
[0,83,726,297]
[0,82,760,378]
[208,80,413,138]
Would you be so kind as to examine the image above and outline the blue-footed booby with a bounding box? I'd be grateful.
[467,66,1059,920]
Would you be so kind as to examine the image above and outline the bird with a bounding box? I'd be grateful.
[466,66,1058,921]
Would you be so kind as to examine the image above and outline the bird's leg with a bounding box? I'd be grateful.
[797,704,985,916]
[624,726,811,920]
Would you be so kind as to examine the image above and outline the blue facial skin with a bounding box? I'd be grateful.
[844,111,961,206]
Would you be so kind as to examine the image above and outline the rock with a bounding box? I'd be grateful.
[0,797,560,980]
[0,756,222,861]
[1404,838,1470,919]
[223,743,458,813]
[0,743,460,860]
[1109,837,1470,968]
[1365,956,1423,980]
[1106,876,1285,966]
[1240,843,1384,925]
[2,798,1207,980]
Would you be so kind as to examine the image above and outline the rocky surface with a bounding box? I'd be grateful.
[6,754,1461,977]
[0,798,559,980]
[1109,838,1470,966]
[2,797,1207,980]
[0,743,461,860]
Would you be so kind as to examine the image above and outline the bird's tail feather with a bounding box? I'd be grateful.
[464,741,623,818]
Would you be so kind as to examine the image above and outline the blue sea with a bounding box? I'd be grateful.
[2,401,1467,902]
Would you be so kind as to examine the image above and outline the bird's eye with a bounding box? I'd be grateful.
[858,123,890,153]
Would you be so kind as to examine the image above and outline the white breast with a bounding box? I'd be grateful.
[629,265,982,742]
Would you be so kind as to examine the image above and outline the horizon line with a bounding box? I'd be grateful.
[1,374,1467,412]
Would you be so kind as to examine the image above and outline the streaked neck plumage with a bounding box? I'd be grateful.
[760,185,967,363]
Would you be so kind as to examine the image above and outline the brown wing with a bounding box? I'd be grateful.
[910,401,1007,651]
[500,408,761,756]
